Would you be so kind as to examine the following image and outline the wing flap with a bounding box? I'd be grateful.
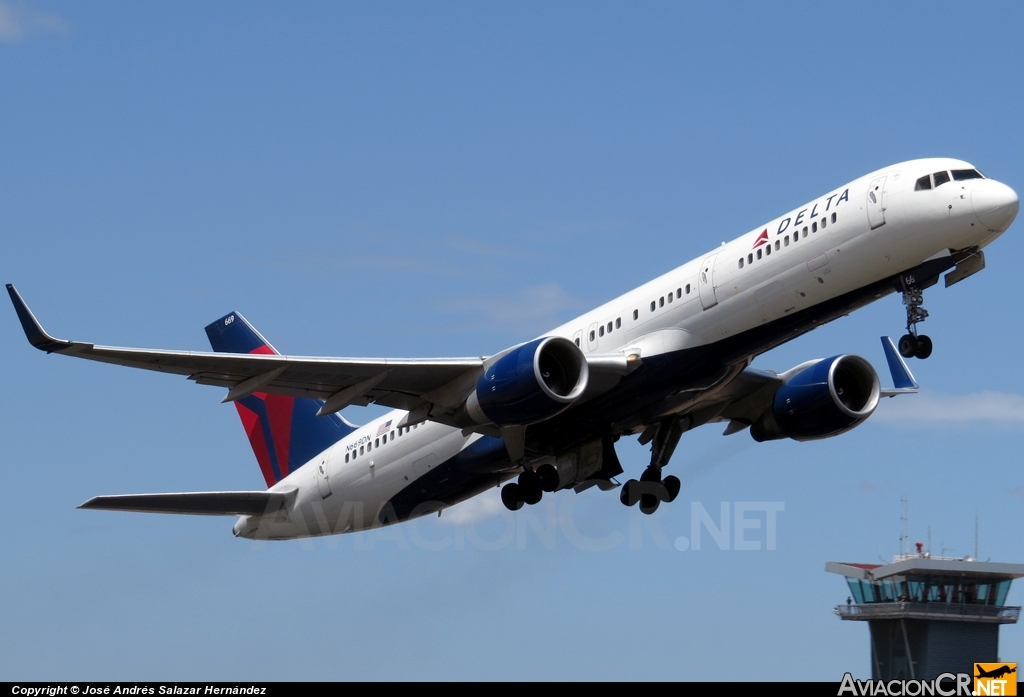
[78,491,292,516]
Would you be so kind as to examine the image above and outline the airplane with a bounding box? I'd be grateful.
[976,665,1017,679]
[7,157,1018,540]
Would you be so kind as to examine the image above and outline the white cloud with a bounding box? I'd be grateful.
[0,1,68,43]
[874,390,1024,427]
[438,488,507,526]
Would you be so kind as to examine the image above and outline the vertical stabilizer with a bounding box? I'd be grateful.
[205,312,356,487]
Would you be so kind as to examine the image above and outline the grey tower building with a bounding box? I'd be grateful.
[827,556,1023,680]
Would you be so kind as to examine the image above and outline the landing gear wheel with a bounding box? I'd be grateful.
[914,334,933,360]
[501,483,524,511]
[518,470,543,505]
[663,475,681,503]
[620,479,641,507]
[898,334,918,358]
[639,493,660,515]
[536,464,560,493]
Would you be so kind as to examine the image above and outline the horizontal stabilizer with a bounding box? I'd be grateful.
[879,336,919,396]
[78,491,292,516]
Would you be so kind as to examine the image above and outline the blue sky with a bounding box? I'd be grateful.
[2,1,1024,681]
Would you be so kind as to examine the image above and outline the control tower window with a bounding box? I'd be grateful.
[952,169,985,181]
[915,175,932,191]
[933,171,951,187]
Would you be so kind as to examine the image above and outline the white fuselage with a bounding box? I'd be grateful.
[236,158,1017,540]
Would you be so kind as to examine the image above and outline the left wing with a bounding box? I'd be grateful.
[705,336,919,432]
[8,284,483,420]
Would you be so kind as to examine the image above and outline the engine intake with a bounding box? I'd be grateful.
[466,337,588,426]
[750,355,880,442]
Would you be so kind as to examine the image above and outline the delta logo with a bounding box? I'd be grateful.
[751,229,769,249]
[976,663,1017,696]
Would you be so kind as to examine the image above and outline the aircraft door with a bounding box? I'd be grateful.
[698,253,719,310]
[867,176,887,229]
[316,457,332,498]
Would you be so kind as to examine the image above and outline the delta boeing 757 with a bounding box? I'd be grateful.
[8,158,1018,539]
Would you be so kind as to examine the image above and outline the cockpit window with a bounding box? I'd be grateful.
[915,175,932,191]
[933,171,951,187]
[952,169,985,181]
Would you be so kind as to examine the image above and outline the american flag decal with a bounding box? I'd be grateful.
[376,420,393,437]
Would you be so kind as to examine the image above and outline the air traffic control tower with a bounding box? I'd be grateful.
[827,551,1024,680]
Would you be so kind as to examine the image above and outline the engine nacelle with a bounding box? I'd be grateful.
[465,337,588,427]
[750,355,881,442]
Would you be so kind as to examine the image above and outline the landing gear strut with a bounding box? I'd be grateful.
[898,279,933,360]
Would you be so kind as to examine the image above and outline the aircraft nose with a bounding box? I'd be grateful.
[972,180,1019,232]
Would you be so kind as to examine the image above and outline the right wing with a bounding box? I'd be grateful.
[8,284,484,421]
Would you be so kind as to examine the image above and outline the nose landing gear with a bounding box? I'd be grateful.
[898,279,933,360]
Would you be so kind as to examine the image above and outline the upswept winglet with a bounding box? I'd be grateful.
[879,336,919,397]
[6,284,77,352]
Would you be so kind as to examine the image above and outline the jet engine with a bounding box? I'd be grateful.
[464,337,588,427]
[750,355,881,442]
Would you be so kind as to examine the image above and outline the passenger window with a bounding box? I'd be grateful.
[650,301,655,312]
[667,293,672,304]
[738,258,744,269]
[774,240,780,251]
[390,431,394,440]
[831,212,836,223]
[615,318,621,329]
[599,325,604,337]
[952,169,984,181]
[589,330,595,341]
[685,284,691,294]
[360,446,364,455]
[821,218,827,229]
[933,171,951,187]
[915,175,932,190]
[676,288,681,298]
[345,452,349,463]
[812,221,817,233]
[747,254,753,264]
[633,309,638,320]
[659,297,664,307]
[765,245,771,256]
[368,442,372,452]
[803,227,808,237]
[784,235,789,247]
[756,248,762,259]
[574,337,580,346]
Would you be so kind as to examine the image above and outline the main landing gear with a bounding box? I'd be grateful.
[501,464,559,511]
[620,414,684,515]
[897,278,933,360]
[619,466,681,515]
